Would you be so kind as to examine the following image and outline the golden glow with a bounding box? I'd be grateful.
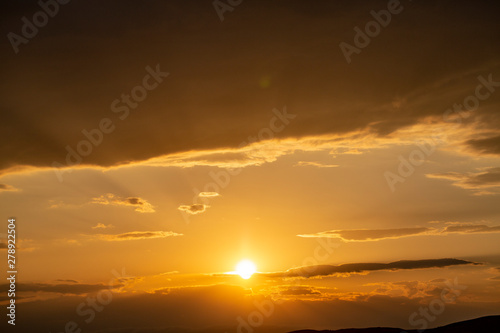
[235,260,257,279]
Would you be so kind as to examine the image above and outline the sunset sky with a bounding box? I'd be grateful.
[1,1,500,332]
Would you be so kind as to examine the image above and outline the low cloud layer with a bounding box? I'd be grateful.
[0,282,122,295]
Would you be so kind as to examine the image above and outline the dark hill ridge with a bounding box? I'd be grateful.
[288,315,500,333]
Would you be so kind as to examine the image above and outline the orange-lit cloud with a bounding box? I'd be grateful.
[261,258,476,279]
[0,282,123,295]
[427,167,500,195]
[466,134,500,155]
[178,204,209,215]
[298,227,433,242]
[198,192,220,197]
[91,193,155,213]
[93,231,182,241]
[0,183,18,191]
[91,223,114,229]
[295,161,339,168]
[300,224,500,241]
[441,224,500,234]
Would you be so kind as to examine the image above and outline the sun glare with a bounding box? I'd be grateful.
[235,260,257,279]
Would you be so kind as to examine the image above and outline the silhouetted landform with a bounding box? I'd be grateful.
[288,315,500,333]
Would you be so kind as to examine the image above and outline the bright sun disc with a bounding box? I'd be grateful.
[235,260,256,279]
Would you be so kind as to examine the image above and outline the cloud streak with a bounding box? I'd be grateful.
[299,224,500,242]
[295,161,339,168]
[298,227,433,242]
[91,193,155,213]
[0,282,122,294]
[93,231,182,241]
[427,167,500,195]
[0,184,18,192]
[261,258,477,279]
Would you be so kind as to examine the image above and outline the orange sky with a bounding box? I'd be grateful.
[1,1,500,332]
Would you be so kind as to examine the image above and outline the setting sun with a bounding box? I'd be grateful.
[235,260,257,279]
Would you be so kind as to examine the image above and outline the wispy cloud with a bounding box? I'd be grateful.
[294,161,339,168]
[0,282,123,294]
[198,192,220,198]
[91,193,155,213]
[441,224,500,234]
[93,231,182,241]
[91,223,114,229]
[466,134,500,155]
[299,224,500,242]
[0,184,18,192]
[298,227,434,242]
[427,167,500,195]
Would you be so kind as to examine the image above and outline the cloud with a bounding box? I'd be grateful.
[427,167,500,195]
[467,135,500,155]
[261,258,477,278]
[298,227,434,242]
[299,224,500,242]
[178,204,209,215]
[198,192,220,198]
[279,286,322,296]
[91,223,114,229]
[0,282,122,295]
[0,184,18,192]
[14,281,496,332]
[91,193,155,213]
[441,224,500,234]
[295,161,339,168]
[55,279,79,283]
[94,231,182,241]
[1,0,500,179]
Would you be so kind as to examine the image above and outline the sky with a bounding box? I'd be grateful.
[1,1,500,332]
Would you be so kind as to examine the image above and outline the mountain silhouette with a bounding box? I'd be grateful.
[288,315,500,333]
